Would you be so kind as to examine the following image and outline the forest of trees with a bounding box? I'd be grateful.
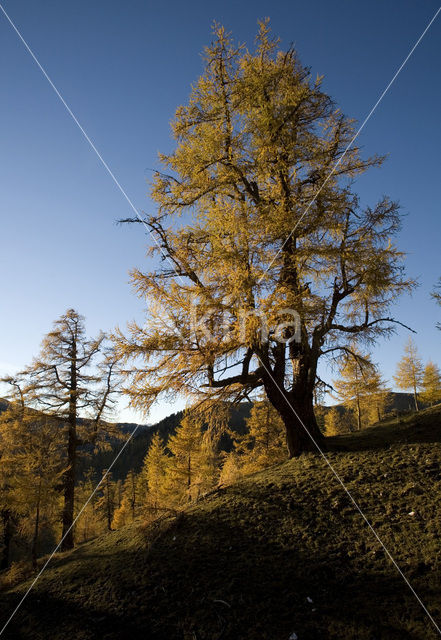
[1,22,441,579]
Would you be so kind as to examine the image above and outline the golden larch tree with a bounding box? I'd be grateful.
[324,407,351,436]
[115,22,414,457]
[166,413,205,504]
[421,361,441,406]
[139,433,170,515]
[333,351,385,431]
[393,337,424,411]
[234,400,286,473]
[4,310,121,551]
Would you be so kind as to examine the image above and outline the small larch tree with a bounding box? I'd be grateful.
[111,496,131,530]
[1,417,64,569]
[324,407,351,436]
[167,413,205,504]
[194,433,219,497]
[139,433,170,515]
[75,470,104,542]
[0,402,15,571]
[366,370,391,424]
[15,309,120,551]
[234,400,286,473]
[393,337,424,411]
[421,361,441,406]
[123,470,138,521]
[219,451,243,486]
[333,351,385,431]
[115,22,413,456]
[96,471,117,532]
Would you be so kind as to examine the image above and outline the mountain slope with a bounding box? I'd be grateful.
[2,406,441,639]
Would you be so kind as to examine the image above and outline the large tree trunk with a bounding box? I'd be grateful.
[263,340,325,457]
[262,347,325,457]
[1,508,12,570]
[279,394,324,458]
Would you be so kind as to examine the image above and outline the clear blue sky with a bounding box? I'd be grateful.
[1,0,440,423]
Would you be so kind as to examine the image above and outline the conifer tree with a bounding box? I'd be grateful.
[234,401,286,473]
[0,504,13,571]
[219,451,243,486]
[313,384,328,433]
[193,433,219,497]
[324,407,351,436]
[333,351,383,430]
[9,420,64,568]
[114,479,123,512]
[75,470,104,542]
[364,369,391,424]
[393,337,424,411]
[96,471,116,531]
[0,396,15,570]
[111,496,131,530]
[139,433,170,514]
[421,361,441,406]
[167,413,204,504]
[135,471,149,510]
[7,309,121,551]
[0,446,13,570]
[115,21,414,457]
[123,470,138,521]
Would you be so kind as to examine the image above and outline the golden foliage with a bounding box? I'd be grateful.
[324,408,352,436]
[333,350,389,430]
[421,361,441,406]
[114,22,414,456]
[393,337,424,410]
[234,401,286,474]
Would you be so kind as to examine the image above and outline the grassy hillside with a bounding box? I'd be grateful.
[2,405,441,639]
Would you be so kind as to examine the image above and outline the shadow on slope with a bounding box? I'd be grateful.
[2,439,441,639]
[0,537,435,640]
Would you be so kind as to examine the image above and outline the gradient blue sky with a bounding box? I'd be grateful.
[1,0,440,423]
